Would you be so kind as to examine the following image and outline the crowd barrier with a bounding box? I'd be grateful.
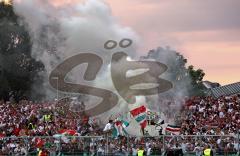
[0,135,239,155]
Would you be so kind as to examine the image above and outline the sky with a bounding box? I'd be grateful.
[51,0,240,85]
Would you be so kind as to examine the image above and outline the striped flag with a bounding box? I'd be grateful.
[121,119,129,136]
[121,119,129,128]
[112,121,120,137]
[165,124,181,135]
[130,105,147,129]
[112,119,130,137]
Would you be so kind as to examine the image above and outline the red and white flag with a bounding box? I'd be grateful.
[165,124,181,135]
[130,105,147,129]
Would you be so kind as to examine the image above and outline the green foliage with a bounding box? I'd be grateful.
[0,3,45,101]
[0,2,17,21]
[143,47,206,97]
[187,65,206,96]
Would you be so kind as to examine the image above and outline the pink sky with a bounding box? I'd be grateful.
[52,0,240,85]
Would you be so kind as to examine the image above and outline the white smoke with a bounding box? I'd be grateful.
[12,0,190,134]
[141,47,192,124]
[12,0,141,123]
[13,0,141,114]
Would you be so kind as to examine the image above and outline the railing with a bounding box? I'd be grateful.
[0,134,239,155]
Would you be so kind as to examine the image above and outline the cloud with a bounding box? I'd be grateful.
[105,0,240,85]
[108,0,240,32]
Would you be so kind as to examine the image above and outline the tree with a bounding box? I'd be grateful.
[188,65,206,96]
[142,46,206,97]
[0,2,45,102]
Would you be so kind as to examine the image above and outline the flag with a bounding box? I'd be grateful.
[130,105,147,129]
[57,129,78,143]
[121,119,129,136]
[112,121,121,137]
[112,119,130,137]
[121,119,129,128]
[156,118,164,125]
[165,124,181,135]
[59,129,77,136]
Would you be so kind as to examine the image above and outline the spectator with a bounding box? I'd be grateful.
[0,94,239,155]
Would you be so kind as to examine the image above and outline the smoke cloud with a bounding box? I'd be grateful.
[141,47,192,124]
[12,0,140,123]
[12,0,192,132]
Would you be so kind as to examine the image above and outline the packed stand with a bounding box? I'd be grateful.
[0,94,239,155]
[181,94,240,135]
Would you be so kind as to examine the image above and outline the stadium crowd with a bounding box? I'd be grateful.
[181,95,240,135]
[0,95,239,155]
